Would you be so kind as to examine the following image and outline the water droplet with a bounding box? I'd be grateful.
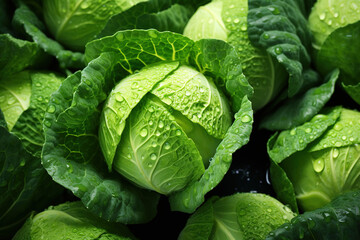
[234,18,240,23]
[66,163,73,173]
[275,47,283,54]
[240,24,247,31]
[267,208,272,213]
[35,82,42,87]
[116,32,124,41]
[350,137,354,142]
[149,120,153,126]
[263,33,270,39]
[148,106,154,113]
[241,114,251,123]
[319,12,326,20]
[333,12,339,18]
[81,2,89,9]
[158,121,164,128]
[334,123,343,130]
[115,94,124,102]
[43,120,52,127]
[185,91,191,96]
[47,105,56,113]
[164,142,171,150]
[148,30,158,38]
[140,128,148,137]
[131,82,139,89]
[175,129,182,136]
[290,129,296,135]
[226,17,232,22]
[305,128,312,133]
[147,163,153,167]
[151,141,157,147]
[312,158,325,173]
[37,96,43,102]
[150,153,157,160]
[332,148,339,158]
[327,19,332,25]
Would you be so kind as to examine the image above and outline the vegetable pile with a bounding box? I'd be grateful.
[1,0,360,239]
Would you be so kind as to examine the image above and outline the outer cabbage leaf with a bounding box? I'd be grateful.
[179,193,295,240]
[247,0,313,98]
[42,55,160,224]
[11,72,63,157]
[98,0,209,39]
[169,96,253,213]
[43,0,147,52]
[13,201,136,240]
[260,69,339,130]
[0,34,40,79]
[266,190,360,240]
[316,21,360,105]
[0,125,63,239]
[85,30,252,112]
[12,4,85,70]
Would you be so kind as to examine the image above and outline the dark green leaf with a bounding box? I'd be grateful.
[0,34,40,78]
[260,69,339,130]
[248,0,312,97]
[12,4,85,70]
[266,190,360,240]
[0,126,63,239]
[42,54,160,224]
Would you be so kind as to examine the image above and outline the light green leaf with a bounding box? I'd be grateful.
[267,106,341,164]
[169,96,253,213]
[99,61,180,170]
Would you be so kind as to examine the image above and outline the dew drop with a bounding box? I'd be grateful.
[47,105,56,113]
[226,17,232,22]
[263,33,270,39]
[66,163,73,173]
[185,91,191,96]
[290,129,296,135]
[241,114,251,123]
[158,121,164,128]
[81,2,89,9]
[312,158,325,173]
[150,153,157,160]
[140,128,148,137]
[175,129,182,136]
[115,94,124,102]
[131,82,139,89]
[151,141,157,147]
[240,24,247,31]
[164,142,171,150]
[149,120,153,126]
[234,18,240,23]
[275,47,283,54]
[148,106,154,113]
[305,128,312,133]
[332,148,339,158]
[319,12,326,20]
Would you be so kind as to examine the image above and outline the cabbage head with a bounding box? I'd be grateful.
[268,107,360,212]
[41,30,254,223]
[183,0,287,111]
[13,201,136,240]
[308,0,360,105]
[100,63,232,195]
[42,0,147,51]
[178,193,296,240]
